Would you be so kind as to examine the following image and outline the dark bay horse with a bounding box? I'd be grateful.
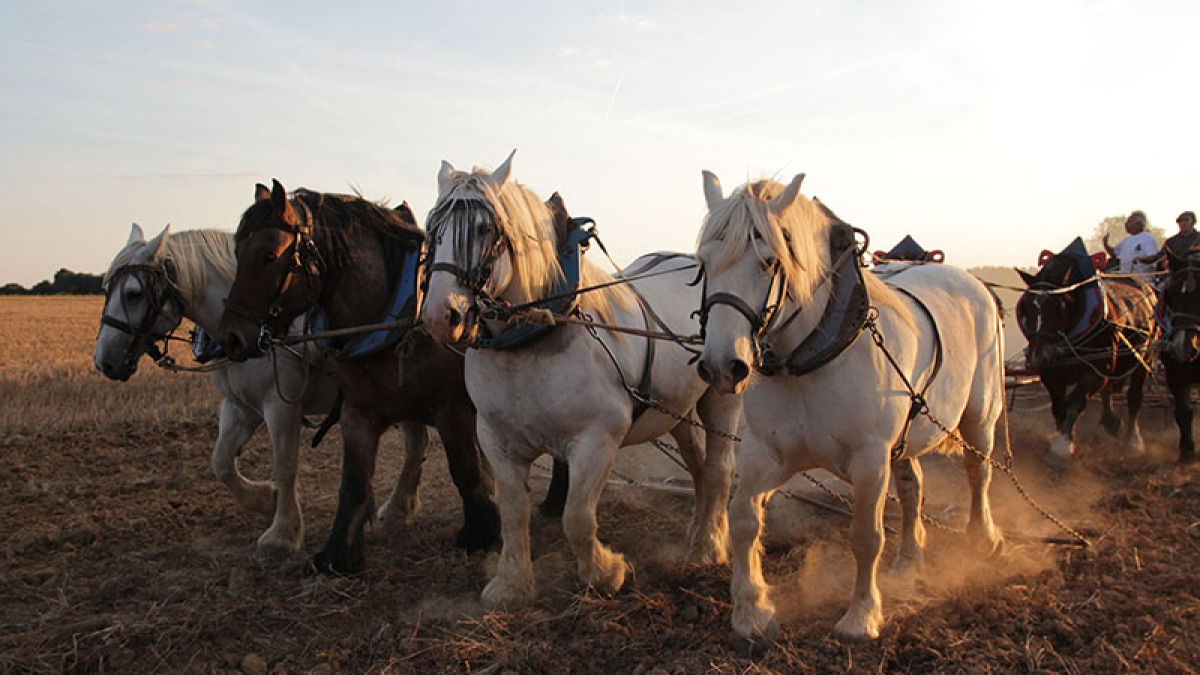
[1156,250,1200,463]
[1016,239,1158,465]
[217,181,502,574]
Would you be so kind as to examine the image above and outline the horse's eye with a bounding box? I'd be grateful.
[263,253,279,264]
[760,258,776,273]
[125,287,143,301]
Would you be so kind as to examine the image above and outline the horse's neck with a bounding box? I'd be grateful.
[185,265,231,335]
[325,234,389,328]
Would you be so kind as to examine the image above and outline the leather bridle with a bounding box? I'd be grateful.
[423,199,512,320]
[223,195,326,349]
[100,261,186,365]
[694,245,797,369]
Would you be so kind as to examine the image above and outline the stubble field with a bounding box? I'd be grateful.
[2,295,1199,674]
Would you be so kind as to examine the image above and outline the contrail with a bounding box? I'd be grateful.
[605,71,625,119]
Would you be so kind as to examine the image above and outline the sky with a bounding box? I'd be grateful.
[2,0,1198,287]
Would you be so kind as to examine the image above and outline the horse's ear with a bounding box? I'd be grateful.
[546,191,567,216]
[146,224,171,261]
[546,192,570,242]
[438,160,456,189]
[1016,269,1038,287]
[768,173,806,217]
[255,183,270,202]
[393,201,417,227]
[702,171,724,211]
[270,179,296,224]
[127,223,146,247]
[490,149,516,188]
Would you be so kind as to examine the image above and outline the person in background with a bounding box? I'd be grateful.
[1103,210,1159,280]
[1137,210,1198,268]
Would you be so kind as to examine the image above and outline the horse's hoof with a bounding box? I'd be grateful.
[1180,451,1199,465]
[252,543,294,563]
[732,621,779,657]
[833,620,881,644]
[1046,436,1074,467]
[377,497,419,525]
[481,577,535,608]
[308,547,363,576]
[985,536,1007,561]
[834,611,882,643]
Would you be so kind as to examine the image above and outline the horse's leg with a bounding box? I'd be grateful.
[1098,381,1123,437]
[833,442,889,643]
[890,458,926,578]
[377,421,428,525]
[1123,366,1148,455]
[1167,364,1196,463]
[687,391,740,565]
[1043,377,1073,462]
[728,440,787,651]
[311,403,385,575]
[435,410,501,551]
[211,398,272,516]
[1048,379,1095,465]
[253,401,305,560]
[958,420,1004,557]
[668,419,708,556]
[538,459,569,519]
[479,422,536,607]
[561,431,627,594]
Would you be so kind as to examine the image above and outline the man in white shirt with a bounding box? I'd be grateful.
[1102,210,1159,279]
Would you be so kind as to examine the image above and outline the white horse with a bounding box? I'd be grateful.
[93,224,426,560]
[420,152,742,605]
[695,173,1005,646]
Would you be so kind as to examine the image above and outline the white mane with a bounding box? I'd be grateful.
[698,178,912,327]
[105,229,236,310]
[432,167,632,323]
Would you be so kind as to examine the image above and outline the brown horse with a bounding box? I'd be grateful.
[1156,250,1200,464]
[217,180,501,574]
[1016,241,1158,465]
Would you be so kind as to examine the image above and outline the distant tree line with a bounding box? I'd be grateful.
[1,268,104,295]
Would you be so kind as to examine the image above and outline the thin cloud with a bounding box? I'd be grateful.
[141,21,182,32]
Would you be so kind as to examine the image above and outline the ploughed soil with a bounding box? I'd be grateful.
[3,391,1200,674]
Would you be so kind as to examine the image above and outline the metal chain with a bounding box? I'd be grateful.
[624,387,742,444]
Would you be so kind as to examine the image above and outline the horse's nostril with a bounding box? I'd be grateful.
[446,307,463,330]
[697,361,713,384]
[730,360,750,384]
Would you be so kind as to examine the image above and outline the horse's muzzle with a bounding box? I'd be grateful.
[425,300,479,348]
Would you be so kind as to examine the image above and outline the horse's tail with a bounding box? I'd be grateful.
[985,278,1015,466]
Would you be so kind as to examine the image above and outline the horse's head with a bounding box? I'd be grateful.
[1161,254,1200,362]
[421,150,563,347]
[94,224,187,381]
[1015,260,1081,371]
[218,180,326,361]
[694,171,820,394]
